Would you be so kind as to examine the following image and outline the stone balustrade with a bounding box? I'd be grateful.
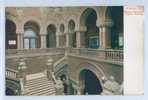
[6,48,65,57]
[6,67,18,79]
[68,48,123,63]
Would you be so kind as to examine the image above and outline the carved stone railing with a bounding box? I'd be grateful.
[105,49,123,62]
[68,48,123,63]
[6,67,18,80]
[51,72,64,95]
[6,48,65,57]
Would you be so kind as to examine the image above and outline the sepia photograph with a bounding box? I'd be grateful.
[5,6,124,96]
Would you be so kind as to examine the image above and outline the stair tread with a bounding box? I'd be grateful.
[25,84,55,93]
[25,88,56,95]
[26,77,48,84]
[24,76,56,96]
[25,80,54,88]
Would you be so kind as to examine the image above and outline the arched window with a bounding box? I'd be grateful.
[6,19,17,49]
[80,8,99,49]
[24,20,40,48]
[46,24,56,48]
[24,29,37,49]
[68,20,76,47]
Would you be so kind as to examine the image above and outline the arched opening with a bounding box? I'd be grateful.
[46,24,56,48]
[106,7,123,49]
[79,69,103,95]
[6,19,17,49]
[68,20,76,48]
[24,21,40,49]
[6,87,15,95]
[6,79,20,96]
[80,8,99,49]
[59,24,65,47]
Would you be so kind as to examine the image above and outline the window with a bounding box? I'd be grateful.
[24,29,36,49]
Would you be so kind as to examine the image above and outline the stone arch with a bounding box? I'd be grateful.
[68,19,76,47]
[66,15,78,32]
[58,23,66,47]
[105,6,123,49]
[24,20,41,48]
[22,17,42,33]
[45,20,58,35]
[77,62,105,94]
[59,24,65,34]
[6,79,21,95]
[46,24,57,48]
[77,62,106,81]
[79,8,99,48]
[80,8,98,27]
[5,19,17,49]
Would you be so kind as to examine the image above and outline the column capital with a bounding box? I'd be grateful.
[40,33,47,36]
[97,19,114,28]
[16,32,24,35]
[75,26,87,32]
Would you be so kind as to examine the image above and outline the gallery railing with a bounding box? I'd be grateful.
[68,48,123,63]
[6,48,65,56]
[6,67,18,80]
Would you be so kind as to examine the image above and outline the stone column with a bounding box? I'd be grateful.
[17,33,23,49]
[76,31,85,48]
[56,34,60,48]
[98,19,114,49]
[75,26,86,48]
[40,34,47,49]
[65,32,72,48]
[99,27,103,48]
[102,26,112,48]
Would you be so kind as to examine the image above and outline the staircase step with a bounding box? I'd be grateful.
[25,78,51,87]
[25,87,56,96]
[24,73,56,96]
[25,82,55,93]
[25,81,54,90]
[25,77,47,84]
[26,72,46,80]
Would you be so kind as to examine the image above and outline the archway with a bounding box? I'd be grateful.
[80,8,99,49]
[6,19,17,49]
[59,24,66,47]
[6,87,15,95]
[24,21,40,49]
[79,69,103,95]
[106,7,123,49]
[68,20,76,48]
[46,24,56,48]
[6,79,21,95]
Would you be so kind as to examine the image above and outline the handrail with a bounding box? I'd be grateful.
[6,67,18,79]
[6,48,65,55]
[69,48,123,63]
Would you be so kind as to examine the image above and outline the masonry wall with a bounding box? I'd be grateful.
[6,54,64,74]
[67,56,123,84]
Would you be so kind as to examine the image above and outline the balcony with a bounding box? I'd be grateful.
[6,48,65,58]
[6,67,19,80]
[6,47,123,66]
[68,48,123,65]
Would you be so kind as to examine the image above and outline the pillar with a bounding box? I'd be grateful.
[17,33,23,49]
[97,19,114,49]
[40,34,47,49]
[99,26,112,48]
[75,26,86,48]
[56,34,60,48]
[76,31,85,48]
[65,32,72,48]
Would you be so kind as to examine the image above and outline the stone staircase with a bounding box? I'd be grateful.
[23,72,56,96]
